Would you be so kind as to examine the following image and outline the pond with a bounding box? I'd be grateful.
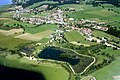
[38,46,94,73]
[0,64,45,80]
[38,46,80,65]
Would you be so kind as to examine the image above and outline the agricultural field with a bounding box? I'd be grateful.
[60,4,120,29]
[0,54,70,80]
[0,1,120,80]
[97,47,120,56]
[0,18,35,29]
[39,38,50,43]
[93,30,120,47]
[21,11,50,18]
[25,24,58,34]
[0,12,15,18]
[15,30,54,41]
[90,57,120,80]
[93,47,120,65]
[0,34,29,50]
[65,30,97,46]
[93,30,120,41]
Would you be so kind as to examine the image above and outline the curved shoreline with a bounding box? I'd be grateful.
[0,55,69,80]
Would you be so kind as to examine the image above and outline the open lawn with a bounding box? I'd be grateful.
[65,30,96,46]
[90,57,120,80]
[0,34,29,50]
[0,54,70,80]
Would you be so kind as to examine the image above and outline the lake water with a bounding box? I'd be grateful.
[0,64,45,80]
[0,0,12,6]
[38,46,80,65]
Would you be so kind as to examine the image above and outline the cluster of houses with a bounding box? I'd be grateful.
[78,19,108,31]
[80,28,93,37]
[19,9,65,25]
[49,30,66,43]
[12,6,111,45]
[13,5,49,19]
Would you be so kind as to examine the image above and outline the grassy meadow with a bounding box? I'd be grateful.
[65,30,97,46]
[0,34,29,50]
[93,30,120,41]
[60,4,120,29]
[25,24,58,34]
[90,57,120,80]
[0,54,70,80]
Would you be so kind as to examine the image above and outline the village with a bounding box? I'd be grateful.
[10,5,120,50]
[1,1,120,80]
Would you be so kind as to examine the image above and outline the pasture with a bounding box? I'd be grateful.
[93,30,120,47]
[15,30,54,41]
[25,24,58,34]
[0,28,23,36]
[0,34,29,50]
[65,30,96,46]
[93,30,120,41]
[0,12,15,18]
[60,4,120,29]
[90,57,120,80]
[0,18,35,28]
[98,47,120,56]
[0,54,70,80]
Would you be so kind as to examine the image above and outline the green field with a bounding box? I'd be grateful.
[28,1,57,8]
[0,34,29,50]
[60,4,120,29]
[0,54,69,80]
[93,30,120,47]
[93,30,120,41]
[0,18,35,28]
[25,24,58,34]
[0,12,15,18]
[98,47,120,56]
[93,47,120,65]
[65,30,96,45]
[39,38,50,43]
[21,11,50,17]
[90,57,120,80]
[0,18,58,34]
